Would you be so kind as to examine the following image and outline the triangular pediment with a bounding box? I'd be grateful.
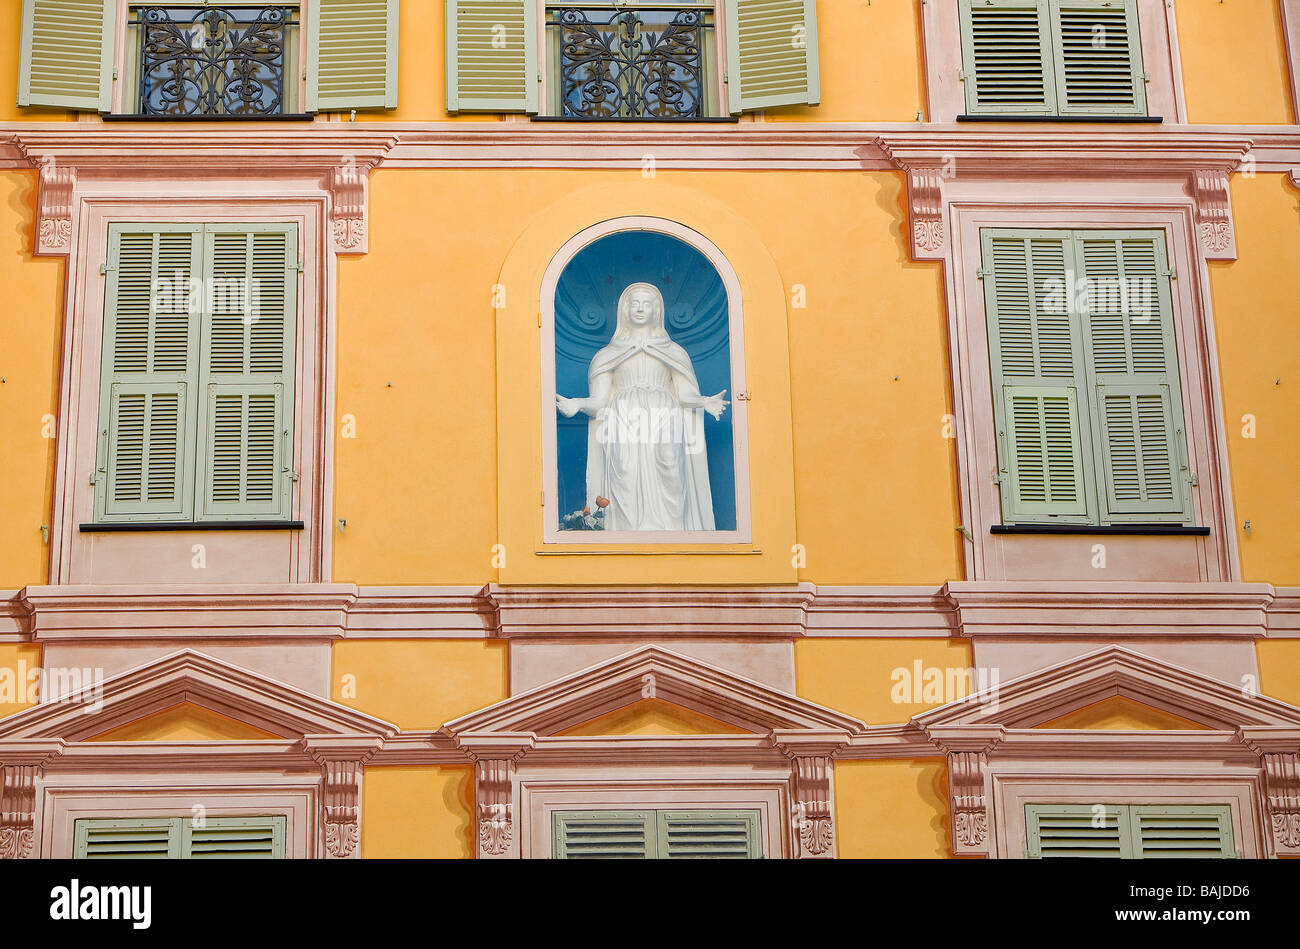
[0,650,395,742]
[443,645,866,738]
[557,699,750,736]
[1037,696,1208,730]
[914,645,1300,731]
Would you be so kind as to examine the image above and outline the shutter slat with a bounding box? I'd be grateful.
[18,0,115,110]
[308,0,399,111]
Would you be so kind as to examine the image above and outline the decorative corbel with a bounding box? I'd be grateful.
[35,156,75,257]
[925,725,1005,857]
[0,744,63,859]
[905,165,947,261]
[1238,729,1300,856]
[306,736,383,859]
[456,733,534,859]
[328,159,371,255]
[772,730,850,859]
[1188,168,1237,260]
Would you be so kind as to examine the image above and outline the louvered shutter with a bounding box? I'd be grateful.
[983,230,1094,524]
[657,810,761,859]
[184,816,287,858]
[74,818,180,858]
[1130,805,1236,858]
[552,810,656,858]
[1050,0,1145,115]
[18,0,115,111]
[97,226,202,522]
[1025,804,1134,858]
[725,0,820,113]
[1076,231,1190,523]
[307,0,399,111]
[960,0,1055,115]
[446,0,537,113]
[197,226,297,521]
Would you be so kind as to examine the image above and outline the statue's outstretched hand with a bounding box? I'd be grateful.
[702,390,730,421]
[556,395,580,418]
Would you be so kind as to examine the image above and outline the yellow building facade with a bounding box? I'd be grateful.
[0,0,1299,861]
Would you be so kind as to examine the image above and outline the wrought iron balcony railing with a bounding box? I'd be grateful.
[548,5,715,119]
[131,6,298,116]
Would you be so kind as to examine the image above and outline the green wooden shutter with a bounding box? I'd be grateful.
[1025,804,1133,858]
[306,0,399,111]
[74,818,181,858]
[97,226,202,522]
[1050,0,1145,115]
[726,0,820,113]
[1076,230,1190,523]
[959,0,1055,115]
[983,230,1094,524]
[196,225,297,522]
[1130,805,1236,858]
[446,0,537,113]
[552,810,656,858]
[657,810,761,859]
[18,0,115,111]
[184,816,287,858]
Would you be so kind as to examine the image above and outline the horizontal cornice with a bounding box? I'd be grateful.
[0,123,1298,172]
[4,582,1300,643]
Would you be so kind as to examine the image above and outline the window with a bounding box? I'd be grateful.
[982,228,1193,527]
[545,2,718,118]
[17,0,397,115]
[551,809,761,858]
[1025,804,1236,858]
[73,816,287,858]
[94,223,298,525]
[445,0,819,117]
[959,0,1147,117]
[125,5,302,116]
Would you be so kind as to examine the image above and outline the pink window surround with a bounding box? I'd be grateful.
[539,216,753,545]
[51,196,329,584]
[920,0,1188,124]
[939,194,1238,583]
[913,645,1300,858]
[0,649,394,860]
[1284,0,1300,122]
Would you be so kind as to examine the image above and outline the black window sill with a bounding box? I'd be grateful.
[80,521,305,533]
[530,115,740,123]
[991,524,1209,536]
[956,114,1163,123]
[100,113,315,122]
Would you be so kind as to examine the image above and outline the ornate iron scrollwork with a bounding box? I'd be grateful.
[553,7,709,119]
[136,6,295,116]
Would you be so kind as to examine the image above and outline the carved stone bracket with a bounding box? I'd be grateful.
[925,725,1005,856]
[457,733,533,859]
[773,730,849,859]
[905,166,947,261]
[328,160,372,255]
[1239,730,1300,856]
[306,736,382,859]
[35,156,75,257]
[0,744,63,859]
[1189,168,1237,261]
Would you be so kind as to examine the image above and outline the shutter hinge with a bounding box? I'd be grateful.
[112,69,118,81]
[284,468,300,482]
[977,267,991,280]
[1188,471,1199,486]
[297,259,304,273]
[541,490,545,507]
[1162,266,1176,279]
[100,263,115,275]
[1141,71,1151,82]
[958,69,969,82]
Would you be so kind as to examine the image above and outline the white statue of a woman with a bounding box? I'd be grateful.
[556,282,729,531]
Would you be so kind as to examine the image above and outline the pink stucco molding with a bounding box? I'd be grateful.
[912,645,1300,857]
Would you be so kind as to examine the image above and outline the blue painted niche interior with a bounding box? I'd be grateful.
[554,230,736,531]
